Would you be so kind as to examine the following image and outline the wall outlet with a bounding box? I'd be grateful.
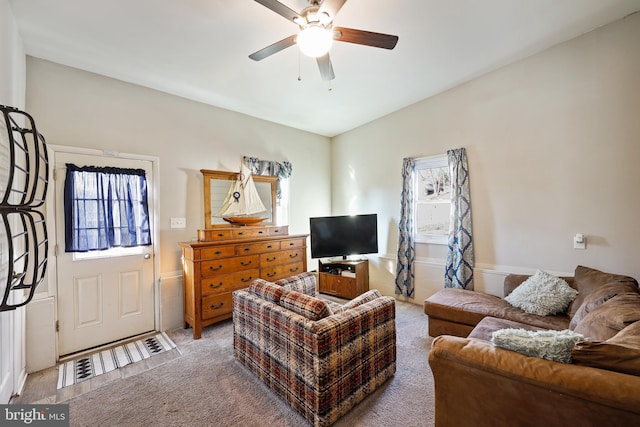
[573,233,586,250]
[170,217,186,229]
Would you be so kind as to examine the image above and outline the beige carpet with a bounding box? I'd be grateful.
[65,299,435,426]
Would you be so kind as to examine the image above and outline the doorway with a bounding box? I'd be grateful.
[53,149,158,356]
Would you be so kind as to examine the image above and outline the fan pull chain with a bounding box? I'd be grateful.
[297,51,302,81]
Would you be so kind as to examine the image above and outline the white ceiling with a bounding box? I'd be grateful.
[9,0,640,137]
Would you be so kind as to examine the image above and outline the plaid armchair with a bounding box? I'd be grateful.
[233,272,396,427]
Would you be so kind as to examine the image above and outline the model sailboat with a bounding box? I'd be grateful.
[216,163,267,225]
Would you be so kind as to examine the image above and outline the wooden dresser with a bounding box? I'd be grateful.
[179,225,308,339]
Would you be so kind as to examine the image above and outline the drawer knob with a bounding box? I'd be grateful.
[244,247,251,252]
[238,231,245,235]
[209,264,223,271]
[267,245,273,249]
[215,251,222,255]
[266,256,276,262]
[210,302,224,310]
[289,253,298,258]
[266,272,276,278]
[209,282,223,289]
[241,260,253,266]
[288,242,295,246]
[289,267,299,273]
[217,233,224,237]
[241,276,253,283]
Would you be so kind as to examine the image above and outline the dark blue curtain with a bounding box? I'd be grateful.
[64,164,151,252]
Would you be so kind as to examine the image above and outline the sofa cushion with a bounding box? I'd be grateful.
[468,317,546,341]
[569,281,640,330]
[573,293,640,341]
[281,291,333,321]
[491,328,585,363]
[274,272,317,296]
[249,279,286,303]
[424,288,570,331]
[504,270,578,316]
[323,299,345,314]
[567,265,639,319]
[572,320,640,375]
[332,289,382,314]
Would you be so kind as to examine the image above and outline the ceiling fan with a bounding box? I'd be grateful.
[249,0,399,81]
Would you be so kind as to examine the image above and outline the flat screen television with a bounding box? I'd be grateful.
[309,214,378,259]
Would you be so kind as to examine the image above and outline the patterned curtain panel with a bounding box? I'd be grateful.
[395,158,416,298]
[243,156,292,200]
[64,164,151,252]
[444,148,474,290]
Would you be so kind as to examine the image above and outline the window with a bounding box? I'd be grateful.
[64,164,151,253]
[414,155,451,244]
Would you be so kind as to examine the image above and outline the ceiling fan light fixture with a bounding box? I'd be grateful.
[296,26,333,58]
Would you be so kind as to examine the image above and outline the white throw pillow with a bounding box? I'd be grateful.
[504,270,578,316]
[491,328,585,363]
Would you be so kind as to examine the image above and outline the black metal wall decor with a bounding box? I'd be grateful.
[0,104,49,311]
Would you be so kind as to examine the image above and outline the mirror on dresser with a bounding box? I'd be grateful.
[201,169,278,228]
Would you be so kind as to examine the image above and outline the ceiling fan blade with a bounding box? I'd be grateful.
[254,0,303,24]
[318,0,347,21]
[249,35,297,61]
[316,53,335,81]
[333,27,399,50]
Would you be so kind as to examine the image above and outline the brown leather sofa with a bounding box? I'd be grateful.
[425,265,640,427]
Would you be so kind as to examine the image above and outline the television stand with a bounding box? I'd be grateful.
[317,259,369,300]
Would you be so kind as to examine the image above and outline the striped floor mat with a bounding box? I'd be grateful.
[57,332,177,389]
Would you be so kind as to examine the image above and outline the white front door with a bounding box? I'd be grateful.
[55,152,156,356]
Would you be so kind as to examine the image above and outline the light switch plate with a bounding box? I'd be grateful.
[170,217,186,229]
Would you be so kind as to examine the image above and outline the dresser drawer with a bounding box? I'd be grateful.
[201,255,258,277]
[232,227,269,239]
[260,249,304,267]
[200,269,259,296]
[200,245,236,260]
[236,241,280,255]
[280,238,305,249]
[202,292,233,320]
[261,261,304,281]
[268,226,288,236]
[198,229,233,241]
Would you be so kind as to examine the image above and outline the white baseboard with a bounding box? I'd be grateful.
[14,368,27,398]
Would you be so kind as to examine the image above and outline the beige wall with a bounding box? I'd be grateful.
[332,12,640,301]
[25,58,332,276]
